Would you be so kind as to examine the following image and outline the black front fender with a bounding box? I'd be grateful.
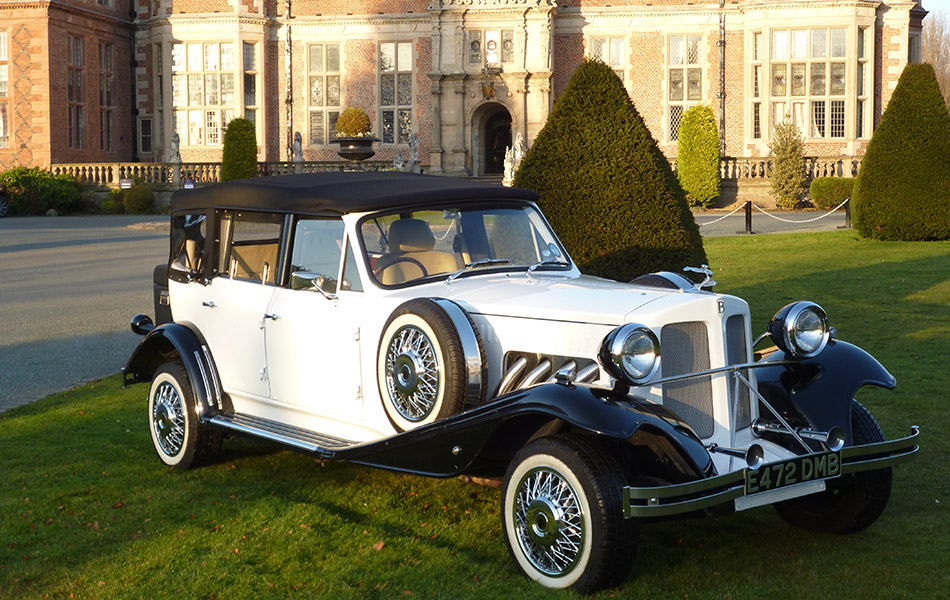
[755,339,896,444]
[123,322,223,415]
[336,382,713,480]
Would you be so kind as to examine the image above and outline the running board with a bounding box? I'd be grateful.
[205,413,356,458]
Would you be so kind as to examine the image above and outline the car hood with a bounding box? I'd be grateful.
[396,273,685,326]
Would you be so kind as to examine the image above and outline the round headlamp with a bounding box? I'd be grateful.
[768,301,831,359]
[599,323,661,385]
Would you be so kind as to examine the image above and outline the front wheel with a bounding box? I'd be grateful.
[147,361,221,469]
[774,399,893,533]
[501,435,637,594]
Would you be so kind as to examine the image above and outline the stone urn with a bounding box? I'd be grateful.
[333,136,379,162]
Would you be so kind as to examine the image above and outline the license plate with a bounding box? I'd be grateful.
[745,451,841,495]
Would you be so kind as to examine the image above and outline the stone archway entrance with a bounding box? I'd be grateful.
[475,105,512,176]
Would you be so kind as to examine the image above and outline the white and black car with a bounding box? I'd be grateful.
[125,172,918,594]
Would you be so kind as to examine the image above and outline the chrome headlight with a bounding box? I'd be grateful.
[599,323,661,385]
[768,301,831,359]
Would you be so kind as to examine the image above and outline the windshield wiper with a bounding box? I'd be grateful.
[526,258,570,281]
[444,258,511,286]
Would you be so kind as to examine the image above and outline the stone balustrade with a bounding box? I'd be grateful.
[49,160,398,189]
[667,156,864,181]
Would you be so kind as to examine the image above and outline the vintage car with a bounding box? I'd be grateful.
[124,172,917,593]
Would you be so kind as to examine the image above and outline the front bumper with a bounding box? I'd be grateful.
[623,426,919,518]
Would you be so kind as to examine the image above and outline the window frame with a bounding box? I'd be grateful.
[168,41,240,148]
[68,36,85,149]
[307,43,342,147]
[667,33,704,142]
[379,41,414,146]
[588,35,626,82]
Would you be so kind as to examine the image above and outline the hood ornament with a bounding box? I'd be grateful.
[684,265,716,290]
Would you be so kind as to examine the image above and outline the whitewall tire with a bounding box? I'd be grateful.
[501,435,637,594]
[147,361,220,469]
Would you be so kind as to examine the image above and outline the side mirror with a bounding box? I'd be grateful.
[291,272,338,301]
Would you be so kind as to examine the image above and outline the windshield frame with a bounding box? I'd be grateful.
[354,200,574,289]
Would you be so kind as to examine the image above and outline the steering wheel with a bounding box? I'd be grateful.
[374,256,429,280]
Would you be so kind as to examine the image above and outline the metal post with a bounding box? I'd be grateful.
[737,200,754,235]
[838,198,852,229]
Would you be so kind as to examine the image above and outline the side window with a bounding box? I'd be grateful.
[289,218,345,293]
[341,240,364,292]
[170,213,207,274]
[223,211,283,284]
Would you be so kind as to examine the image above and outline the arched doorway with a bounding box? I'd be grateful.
[479,106,512,176]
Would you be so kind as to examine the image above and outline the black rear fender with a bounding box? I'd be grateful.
[123,322,223,416]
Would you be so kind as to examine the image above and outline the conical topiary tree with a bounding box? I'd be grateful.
[677,105,721,208]
[769,119,806,208]
[513,59,706,281]
[852,63,950,240]
[221,118,258,181]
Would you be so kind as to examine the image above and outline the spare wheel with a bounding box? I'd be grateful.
[377,298,484,432]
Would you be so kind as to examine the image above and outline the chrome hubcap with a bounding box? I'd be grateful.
[514,467,584,577]
[152,382,185,456]
[385,325,440,422]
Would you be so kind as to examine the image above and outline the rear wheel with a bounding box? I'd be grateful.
[148,360,221,469]
[501,435,637,594]
[774,399,892,533]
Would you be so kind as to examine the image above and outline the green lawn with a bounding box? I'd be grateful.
[2,230,948,599]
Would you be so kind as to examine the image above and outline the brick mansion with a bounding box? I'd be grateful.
[0,0,928,177]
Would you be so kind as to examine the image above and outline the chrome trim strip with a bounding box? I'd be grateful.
[201,345,221,408]
[520,360,552,388]
[432,298,483,404]
[623,427,919,519]
[634,359,796,388]
[194,350,212,414]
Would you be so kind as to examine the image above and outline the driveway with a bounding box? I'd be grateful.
[0,216,167,411]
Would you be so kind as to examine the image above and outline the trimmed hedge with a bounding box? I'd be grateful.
[221,118,258,182]
[514,59,706,281]
[852,63,950,240]
[677,105,721,208]
[0,167,81,216]
[809,177,853,210]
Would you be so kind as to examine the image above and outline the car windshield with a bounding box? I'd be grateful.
[360,204,569,286]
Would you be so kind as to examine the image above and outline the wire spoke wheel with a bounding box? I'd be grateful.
[385,324,441,422]
[502,435,636,593]
[152,381,186,456]
[514,466,585,577]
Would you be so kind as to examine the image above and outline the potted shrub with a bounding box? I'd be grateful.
[333,108,378,162]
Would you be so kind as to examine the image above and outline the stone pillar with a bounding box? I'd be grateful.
[429,76,444,173]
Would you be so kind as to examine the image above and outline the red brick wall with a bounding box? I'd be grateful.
[628,32,663,150]
[552,33,583,102]
[292,0,428,16]
[0,8,48,169]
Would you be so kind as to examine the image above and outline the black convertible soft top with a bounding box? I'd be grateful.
[171,171,538,215]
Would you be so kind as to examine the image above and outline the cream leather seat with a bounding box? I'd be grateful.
[375,218,460,285]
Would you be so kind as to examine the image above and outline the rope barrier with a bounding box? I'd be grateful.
[698,198,850,228]
[696,202,750,227]
[750,198,850,223]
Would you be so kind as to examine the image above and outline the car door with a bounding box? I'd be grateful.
[264,217,365,420]
[203,210,285,400]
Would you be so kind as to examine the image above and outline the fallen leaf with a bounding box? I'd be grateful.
[112,502,124,509]
[373,541,385,551]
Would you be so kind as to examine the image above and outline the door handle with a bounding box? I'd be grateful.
[202,301,216,308]
[263,313,280,321]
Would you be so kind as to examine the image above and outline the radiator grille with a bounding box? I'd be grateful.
[726,315,752,429]
[661,322,714,438]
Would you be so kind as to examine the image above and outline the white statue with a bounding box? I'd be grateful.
[170,133,181,164]
[503,146,515,185]
[512,132,526,163]
[407,133,419,163]
[292,131,303,162]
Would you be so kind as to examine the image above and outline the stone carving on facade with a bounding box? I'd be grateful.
[432,0,555,7]
[169,133,181,164]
